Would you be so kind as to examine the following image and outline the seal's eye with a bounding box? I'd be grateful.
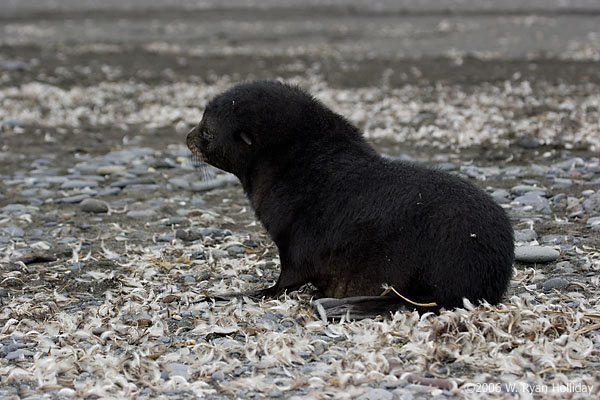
[202,129,214,141]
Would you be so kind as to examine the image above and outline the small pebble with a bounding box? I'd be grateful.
[60,180,99,190]
[587,216,600,230]
[55,194,91,204]
[126,210,156,218]
[80,198,109,213]
[165,362,189,379]
[97,165,127,175]
[91,327,107,336]
[212,370,225,382]
[541,278,570,291]
[514,229,537,242]
[356,388,394,400]
[3,226,24,237]
[510,185,547,196]
[156,234,175,242]
[513,192,551,213]
[5,349,28,360]
[489,188,511,204]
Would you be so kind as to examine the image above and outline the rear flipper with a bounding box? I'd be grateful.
[314,296,440,320]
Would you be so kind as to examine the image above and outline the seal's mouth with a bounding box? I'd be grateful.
[186,126,208,162]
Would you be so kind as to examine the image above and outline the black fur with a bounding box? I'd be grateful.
[187,80,514,312]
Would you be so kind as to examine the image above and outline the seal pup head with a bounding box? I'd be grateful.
[186,80,336,177]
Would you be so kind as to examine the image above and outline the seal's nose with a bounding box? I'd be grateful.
[186,125,199,152]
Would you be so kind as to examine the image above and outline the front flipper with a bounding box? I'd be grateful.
[314,296,438,320]
[207,255,309,300]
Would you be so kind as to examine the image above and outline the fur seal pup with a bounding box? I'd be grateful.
[187,81,514,317]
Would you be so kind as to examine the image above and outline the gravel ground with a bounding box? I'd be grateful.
[1,2,600,399]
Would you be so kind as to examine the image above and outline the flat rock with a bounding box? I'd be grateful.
[513,192,551,213]
[2,226,24,237]
[510,185,547,196]
[60,180,99,190]
[165,362,189,379]
[126,209,156,219]
[356,388,394,400]
[514,229,537,242]
[583,192,600,213]
[97,165,127,175]
[541,278,569,291]
[55,194,91,204]
[587,216,600,230]
[489,188,510,204]
[515,246,560,263]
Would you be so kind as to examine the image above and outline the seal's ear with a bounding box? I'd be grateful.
[237,131,253,146]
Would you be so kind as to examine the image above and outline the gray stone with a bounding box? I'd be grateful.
[551,178,572,189]
[267,389,283,398]
[460,165,484,178]
[583,193,600,213]
[356,388,394,400]
[161,217,188,226]
[156,234,175,242]
[516,135,541,149]
[526,164,549,176]
[96,165,127,175]
[58,237,78,245]
[514,191,550,213]
[166,362,189,379]
[587,216,600,230]
[489,188,511,204]
[227,245,245,255]
[552,157,584,171]
[540,234,569,245]
[541,278,569,291]
[5,349,31,360]
[515,246,560,263]
[207,249,227,259]
[3,226,24,237]
[392,391,414,400]
[126,210,156,219]
[514,229,537,242]
[91,327,107,336]
[510,185,547,196]
[154,158,178,169]
[502,166,522,177]
[80,198,109,213]
[97,187,121,196]
[211,370,225,382]
[435,162,458,171]
[60,180,99,190]
[122,184,161,193]
[55,194,91,204]
[2,204,31,214]
[201,228,232,239]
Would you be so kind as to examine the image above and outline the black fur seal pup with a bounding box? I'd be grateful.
[187,80,514,317]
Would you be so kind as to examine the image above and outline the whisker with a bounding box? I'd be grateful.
[190,153,203,168]
[189,152,216,182]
